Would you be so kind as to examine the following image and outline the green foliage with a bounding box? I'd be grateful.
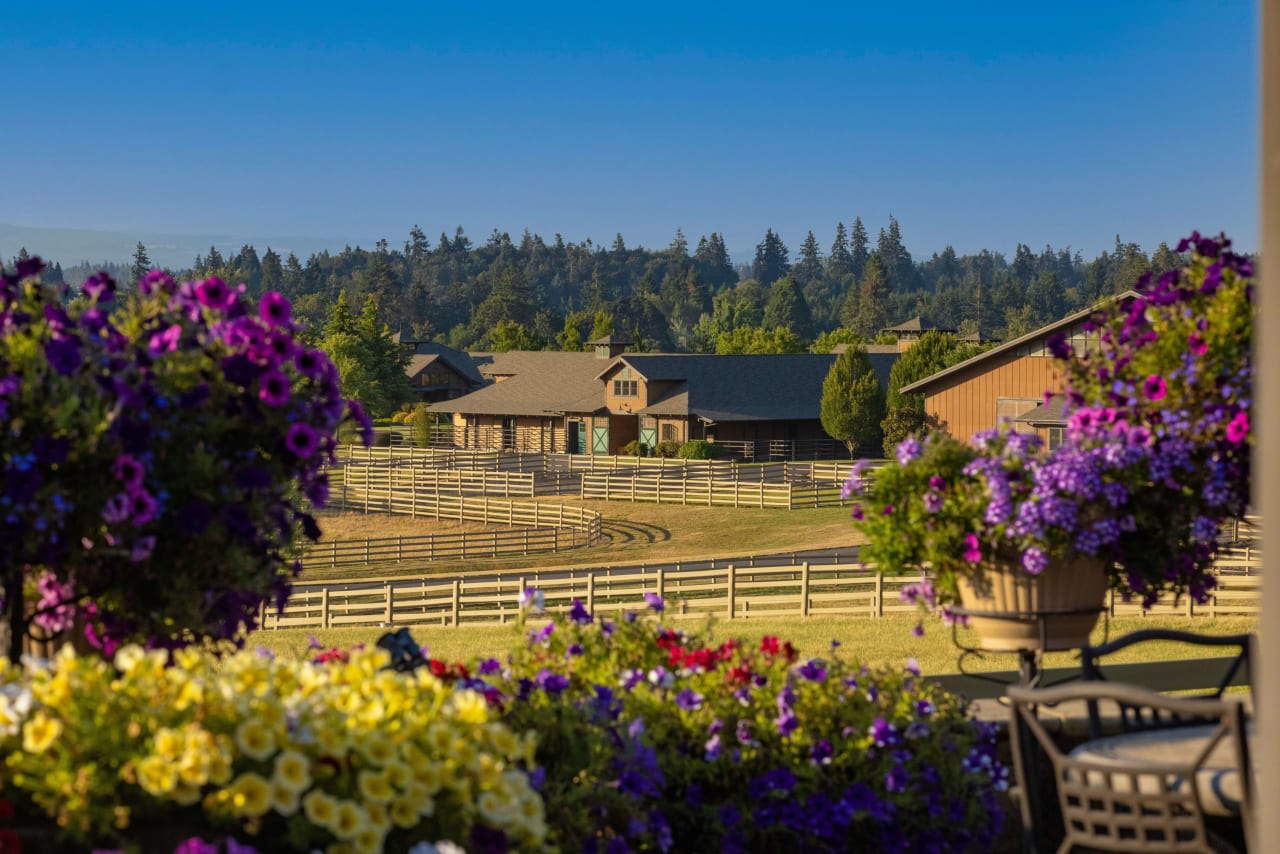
[852,252,891,338]
[809,327,862,354]
[654,439,681,458]
[588,309,615,341]
[317,291,412,418]
[621,439,644,457]
[487,319,544,352]
[881,405,925,457]
[677,439,719,459]
[411,402,437,448]
[819,344,886,453]
[761,275,813,340]
[884,330,958,411]
[714,325,805,354]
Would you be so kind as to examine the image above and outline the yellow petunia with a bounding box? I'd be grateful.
[272,749,312,793]
[270,780,301,816]
[389,796,419,828]
[449,689,489,724]
[302,790,337,829]
[135,755,177,796]
[352,827,384,854]
[234,719,277,761]
[227,772,272,818]
[354,732,393,767]
[21,712,61,753]
[356,769,394,804]
[153,728,185,760]
[332,799,366,840]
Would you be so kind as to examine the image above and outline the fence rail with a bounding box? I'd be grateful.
[331,467,602,548]
[303,527,584,568]
[578,473,846,509]
[263,562,1262,631]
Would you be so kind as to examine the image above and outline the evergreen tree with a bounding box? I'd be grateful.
[669,228,688,258]
[762,276,813,340]
[849,217,870,281]
[324,290,357,337]
[1027,271,1065,324]
[751,229,790,286]
[588,310,615,341]
[828,222,853,279]
[793,231,824,286]
[810,328,862,354]
[234,244,262,294]
[130,242,151,286]
[820,344,886,454]
[853,253,891,338]
[714,326,806,354]
[260,247,283,295]
[488,320,544,351]
[877,216,916,292]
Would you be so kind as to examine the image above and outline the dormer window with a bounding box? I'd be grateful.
[613,379,637,397]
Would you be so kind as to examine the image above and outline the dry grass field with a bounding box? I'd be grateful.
[302,500,865,580]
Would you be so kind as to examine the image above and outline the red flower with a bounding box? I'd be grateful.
[429,659,449,678]
[727,665,753,684]
[760,636,780,656]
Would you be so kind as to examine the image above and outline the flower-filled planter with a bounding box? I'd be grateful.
[0,260,372,660]
[849,233,1253,648]
[953,554,1108,652]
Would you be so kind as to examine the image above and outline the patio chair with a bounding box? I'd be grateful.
[1079,630,1255,739]
[1007,682,1254,854]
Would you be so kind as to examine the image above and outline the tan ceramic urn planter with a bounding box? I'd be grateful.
[953,555,1109,652]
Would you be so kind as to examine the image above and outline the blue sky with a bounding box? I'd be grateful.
[0,0,1259,260]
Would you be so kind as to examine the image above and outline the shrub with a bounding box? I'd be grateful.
[654,439,681,458]
[677,439,719,459]
[621,439,644,457]
[412,403,438,448]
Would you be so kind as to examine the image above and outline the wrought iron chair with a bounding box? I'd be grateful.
[1007,682,1254,854]
[1078,630,1255,739]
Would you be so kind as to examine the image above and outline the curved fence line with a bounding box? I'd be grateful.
[329,466,603,560]
[262,561,1262,631]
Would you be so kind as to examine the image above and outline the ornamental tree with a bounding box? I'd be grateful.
[0,259,371,662]
[820,344,886,455]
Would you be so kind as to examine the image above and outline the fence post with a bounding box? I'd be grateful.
[384,582,394,625]
[331,541,337,567]
[258,600,266,630]
[365,539,370,564]
[656,567,665,604]
[397,536,403,562]
[587,573,596,615]
[451,580,461,627]
[321,587,330,629]
[874,574,884,617]
[800,562,810,617]
[726,564,737,620]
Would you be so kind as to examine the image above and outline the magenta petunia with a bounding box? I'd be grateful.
[195,277,236,311]
[962,533,981,563]
[129,489,158,525]
[1142,375,1167,401]
[259,291,292,328]
[1225,411,1249,444]
[113,454,145,490]
[257,369,291,407]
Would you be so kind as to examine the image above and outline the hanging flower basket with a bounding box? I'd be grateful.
[954,555,1108,652]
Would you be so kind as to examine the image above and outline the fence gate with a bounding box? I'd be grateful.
[591,425,610,454]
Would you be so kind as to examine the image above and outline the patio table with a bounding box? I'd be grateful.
[1068,722,1256,817]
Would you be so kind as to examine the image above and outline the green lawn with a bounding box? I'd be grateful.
[250,614,1258,679]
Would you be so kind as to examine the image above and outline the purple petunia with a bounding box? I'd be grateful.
[129,489,158,525]
[257,370,291,407]
[285,423,319,458]
[675,689,703,711]
[962,533,982,563]
[567,598,593,625]
[643,591,665,612]
[797,659,827,682]
[895,437,921,465]
[113,454,145,490]
[1142,374,1168,401]
[535,668,570,695]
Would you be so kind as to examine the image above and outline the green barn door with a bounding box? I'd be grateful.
[591,425,610,454]
[639,427,657,454]
[568,420,587,454]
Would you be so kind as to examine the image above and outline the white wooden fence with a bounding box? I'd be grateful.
[578,473,846,509]
[261,562,1262,630]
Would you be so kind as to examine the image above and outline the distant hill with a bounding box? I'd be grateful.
[0,223,367,271]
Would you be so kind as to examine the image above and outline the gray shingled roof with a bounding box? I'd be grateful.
[403,342,485,387]
[428,351,609,416]
[1015,394,1068,426]
[432,350,899,422]
[620,353,897,422]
